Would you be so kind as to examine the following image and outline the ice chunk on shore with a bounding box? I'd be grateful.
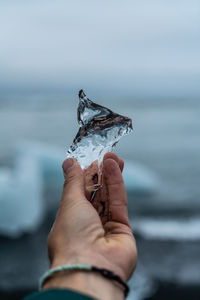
[0,152,43,238]
[132,217,200,241]
[67,90,133,168]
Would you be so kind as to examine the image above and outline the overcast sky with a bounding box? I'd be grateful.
[0,0,200,99]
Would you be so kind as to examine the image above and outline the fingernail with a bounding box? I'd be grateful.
[62,158,74,174]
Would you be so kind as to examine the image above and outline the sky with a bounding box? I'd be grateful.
[0,0,200,99]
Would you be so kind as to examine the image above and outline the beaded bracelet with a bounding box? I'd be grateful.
[39,264,129,298]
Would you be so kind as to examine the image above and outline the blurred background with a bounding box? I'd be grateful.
[0,1,200,299]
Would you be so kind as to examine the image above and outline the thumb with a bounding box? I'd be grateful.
[62,158,85,204]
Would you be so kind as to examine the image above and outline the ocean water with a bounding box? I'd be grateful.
[0,96,200,210]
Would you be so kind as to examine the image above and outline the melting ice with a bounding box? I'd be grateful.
[67,90,133,169]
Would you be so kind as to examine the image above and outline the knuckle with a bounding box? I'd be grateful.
[63,172,77,187]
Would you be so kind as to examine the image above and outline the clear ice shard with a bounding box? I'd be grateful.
[67,90,133,169]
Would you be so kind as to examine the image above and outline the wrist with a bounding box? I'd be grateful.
[43,270,124,300]
[49,251,127,283]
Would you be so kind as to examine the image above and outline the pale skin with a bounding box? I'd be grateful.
[44,152,138,300]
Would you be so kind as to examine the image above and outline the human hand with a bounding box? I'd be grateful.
[45,153,137,299]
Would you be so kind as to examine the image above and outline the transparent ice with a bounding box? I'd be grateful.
[67,90,133,169]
